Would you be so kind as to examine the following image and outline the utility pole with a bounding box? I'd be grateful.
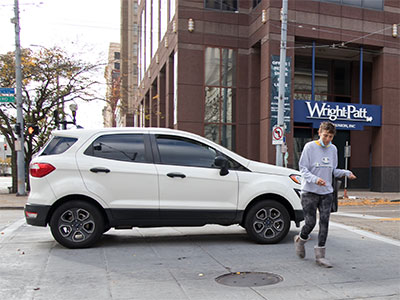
[13,0,26,195]
[276,0,288,167]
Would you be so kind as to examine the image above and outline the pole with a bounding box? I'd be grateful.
[359,47,363,104]
[276,0,288,167]
[2,139,6,175]
[13,0,26,195]
[311,41,315,101]
[344,140,349,198]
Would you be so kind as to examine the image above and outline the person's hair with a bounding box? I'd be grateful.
[319,122,336,135]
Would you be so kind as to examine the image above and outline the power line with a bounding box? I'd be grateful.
[266,21,400,49]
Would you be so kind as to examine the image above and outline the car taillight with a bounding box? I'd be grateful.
[30,163,56,178]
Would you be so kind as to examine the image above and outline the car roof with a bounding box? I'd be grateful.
[52,127,176,136]
[51,127,250,167]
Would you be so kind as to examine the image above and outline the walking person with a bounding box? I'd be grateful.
[294,121,356,268]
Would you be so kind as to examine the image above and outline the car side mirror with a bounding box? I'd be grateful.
[93,143,102,151]
[214,156,229,176]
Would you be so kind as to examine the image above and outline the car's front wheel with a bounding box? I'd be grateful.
[245,200,290,244]
[50,200,104,249]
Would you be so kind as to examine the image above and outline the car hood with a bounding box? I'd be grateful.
[246,160,299,176]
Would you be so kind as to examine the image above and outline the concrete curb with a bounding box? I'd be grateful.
[0,193,28,210]
[338,197,400,206]
[0,206,24,210]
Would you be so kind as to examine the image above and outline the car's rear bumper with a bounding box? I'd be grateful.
[24,203,51,226]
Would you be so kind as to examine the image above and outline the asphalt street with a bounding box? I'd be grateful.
[0,208,399,300]
[0,176,399,300]
[331,205,400,241]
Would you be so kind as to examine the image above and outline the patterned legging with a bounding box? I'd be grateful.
[300,192,333,247]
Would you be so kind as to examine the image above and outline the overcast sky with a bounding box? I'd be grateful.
[0,0,120,128]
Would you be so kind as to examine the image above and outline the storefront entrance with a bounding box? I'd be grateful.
[293,125,349,171]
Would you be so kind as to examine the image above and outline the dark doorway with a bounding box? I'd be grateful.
[333,130,350,170]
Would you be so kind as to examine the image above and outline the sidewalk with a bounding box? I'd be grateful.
[0,190,398,209]
[0,193,28,209]
[338,190,400,206]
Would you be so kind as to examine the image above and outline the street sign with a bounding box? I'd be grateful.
[0,96,15,103]
[0,88,15,94]
[270,55,291,132]
[344,145,351,158]
[272,125,284,145]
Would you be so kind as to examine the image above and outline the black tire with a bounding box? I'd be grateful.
[244,200,290,244]
[50,200,104,249]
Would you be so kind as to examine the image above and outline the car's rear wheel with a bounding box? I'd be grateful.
[245,200,290,244]
[50,200,104,249]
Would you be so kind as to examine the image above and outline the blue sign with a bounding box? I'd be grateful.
[0,88,15,94]
[294,100,381,130]
[270,55,291,132]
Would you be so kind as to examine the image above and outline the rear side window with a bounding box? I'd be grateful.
[41,137,77,156]
[84,134,147,163]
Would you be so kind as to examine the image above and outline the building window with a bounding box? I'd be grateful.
[318,0,383,10]
[294,55,352,103]
[133,23,138,36]
[204,47,236,150]
[145,0,151,70]
[170,0,176,21]
[114,52,120,60]
[140,10,145,82]
[294,69,328,101]
[252,0,261,8]
[152,0,159,57]
[205,0,238,12]
[173,51,178,125]
[114,62,120,70]
[160,0,168,40]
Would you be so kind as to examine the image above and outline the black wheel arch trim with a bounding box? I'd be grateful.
[242,193,303,226]
[42,195,110,228]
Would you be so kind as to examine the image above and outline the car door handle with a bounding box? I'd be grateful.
[90,167,110,173]
[167,172,186,178]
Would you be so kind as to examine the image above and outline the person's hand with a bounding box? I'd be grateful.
[348,172,357,180]
[316,178,326,186]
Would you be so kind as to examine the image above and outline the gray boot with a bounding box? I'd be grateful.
[314,246,333,268]
[294,235,307,258]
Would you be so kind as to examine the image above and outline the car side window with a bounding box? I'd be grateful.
[41,137,77,156]
[84,134,147,163]
[156,135,217,168]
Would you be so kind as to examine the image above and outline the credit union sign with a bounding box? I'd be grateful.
[294,100,381,130]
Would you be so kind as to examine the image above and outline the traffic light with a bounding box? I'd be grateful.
[53,109,59,128]
[3,144,7,151]
[27,124,39,136]
[13,123,21,137]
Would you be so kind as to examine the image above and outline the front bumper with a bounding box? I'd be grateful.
[24,203,51,226]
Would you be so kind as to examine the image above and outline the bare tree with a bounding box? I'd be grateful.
[0,46,103,192]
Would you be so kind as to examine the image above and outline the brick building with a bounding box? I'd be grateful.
[135,0,400,192]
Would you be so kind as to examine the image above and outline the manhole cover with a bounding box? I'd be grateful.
[215,272,283,287]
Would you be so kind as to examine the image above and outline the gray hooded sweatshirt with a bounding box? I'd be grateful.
[299,140,351,195]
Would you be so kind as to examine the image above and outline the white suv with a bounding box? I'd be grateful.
[25,128,303,248]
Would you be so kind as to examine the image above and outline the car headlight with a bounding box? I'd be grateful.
[289,174,301,184]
